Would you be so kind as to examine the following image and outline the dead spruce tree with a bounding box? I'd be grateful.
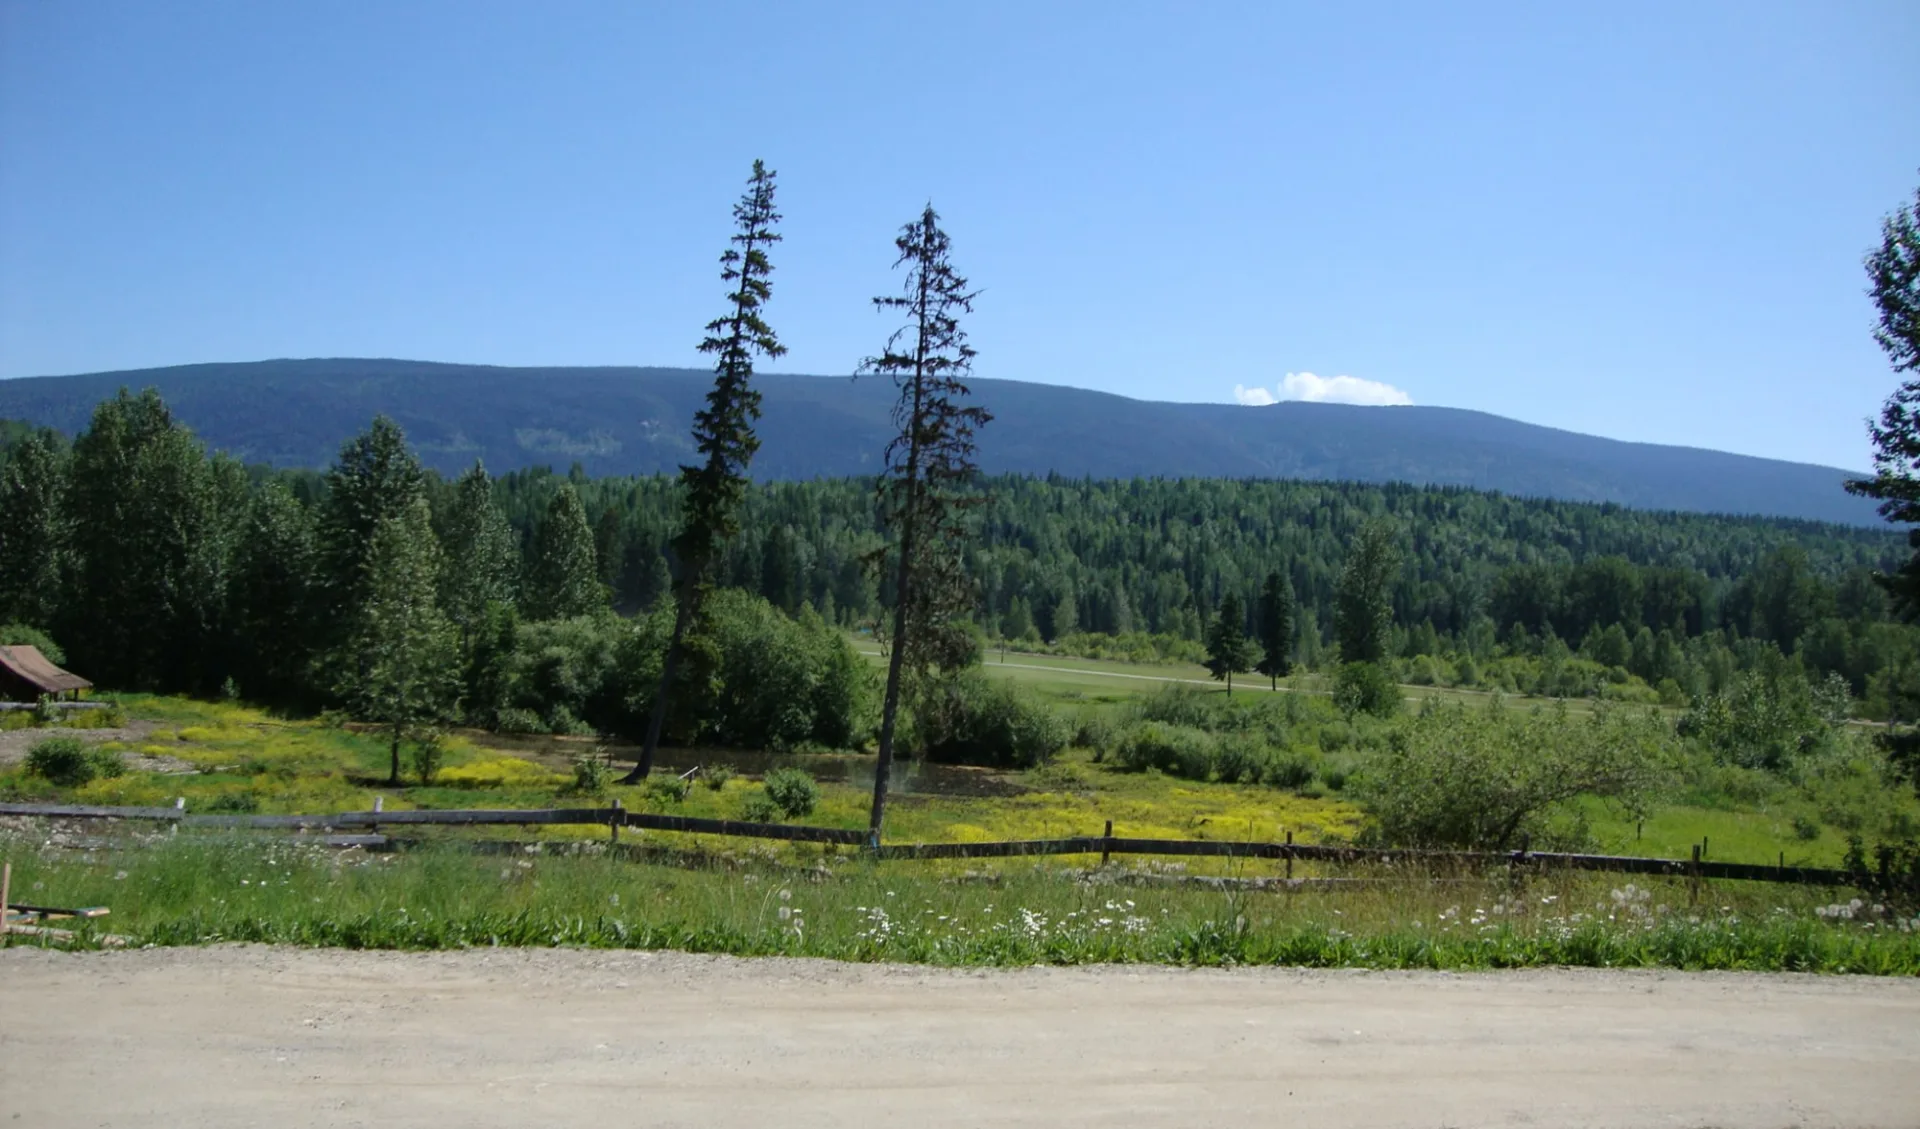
[863,205,992,840]
[624,160,783,782]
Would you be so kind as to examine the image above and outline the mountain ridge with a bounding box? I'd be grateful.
[0,357,1883,527]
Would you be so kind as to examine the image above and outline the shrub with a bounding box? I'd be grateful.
[1265,748,1318,791]
[1071,713,1116,756]
[0,623,65,664]
[1112,722,1217,778]
[25,736,115,787]
[1356,700,1679,850]
[703,763,735,791]
[762,767,819,819]
[202,789,260,814]
[1792,813,1823,841]
[645,775,691,805]
[740,795,782,823]
[569,750,612,796]
[493,707,544,735]
[410,731,447,785]
[1334,662,1399,719]
[915,671,1068,769]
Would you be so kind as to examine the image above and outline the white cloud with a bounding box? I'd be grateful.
[1234,371,1413,407]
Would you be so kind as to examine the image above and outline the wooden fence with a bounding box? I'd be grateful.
[0,800,1890,890]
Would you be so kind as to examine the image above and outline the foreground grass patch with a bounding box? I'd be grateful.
[7,835,1916,974]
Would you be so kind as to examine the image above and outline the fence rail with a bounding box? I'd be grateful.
[0,801,1873,889]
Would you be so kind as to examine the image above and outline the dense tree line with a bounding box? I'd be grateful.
[6,404,1918,718]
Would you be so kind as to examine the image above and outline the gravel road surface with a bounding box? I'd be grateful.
[2,946,1915,1128]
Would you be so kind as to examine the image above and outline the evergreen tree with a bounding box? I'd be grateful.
[628,160,784,782]
[1334,520,1400,665]
[1254,570,1294,689]
[593,505,626,593]
[231,482,318,706]
[318,416,428,632]
[524,484,604,620]
[0,429,68,629]
[437,462,518,637]
[1204,592,1255,694]
[334,497,458,785]
[863,205,993,838]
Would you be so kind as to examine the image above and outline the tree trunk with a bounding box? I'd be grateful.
[388,722,401,787]
[624,586,697,784]
[868,546,914,843]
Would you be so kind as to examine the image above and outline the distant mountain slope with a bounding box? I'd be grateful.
[0,357,1882,525]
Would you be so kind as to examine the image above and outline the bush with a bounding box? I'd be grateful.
[569,750,612,796]
[703,763,735,791]
[740,795,782,823]
[1334,662,1399,719]
[915,671,1069,769]
[645,775,691,805]
[493,707,544,735]
[25,736,122,787]
[762,767,819,819]
[0,623,65,664]
[409,731,447,785]
[1071,713,1116,756]
[1356,700,1679,850]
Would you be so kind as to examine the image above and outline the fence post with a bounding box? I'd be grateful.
[1690,844,1701,907]
[609,798,622,844]
[1101,820,1112,867]
[1,861,11,938]
[1285,830,1293,882]
[172,796,184,835]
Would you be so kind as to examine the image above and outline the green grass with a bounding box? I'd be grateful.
[3,688,1908,878]
[6,835,1915,973]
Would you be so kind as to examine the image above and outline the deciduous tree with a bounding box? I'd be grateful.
[0,430,68,629]
[1847,176,1920,613]
[1334,520,1400,664]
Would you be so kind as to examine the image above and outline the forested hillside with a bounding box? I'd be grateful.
[0,357,1881,524]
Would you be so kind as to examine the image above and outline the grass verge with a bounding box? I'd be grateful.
[6,834,1917,973]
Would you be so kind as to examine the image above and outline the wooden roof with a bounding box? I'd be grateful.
[0,645,92,694]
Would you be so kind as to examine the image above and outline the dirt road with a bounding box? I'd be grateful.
[3,947,1916,1128]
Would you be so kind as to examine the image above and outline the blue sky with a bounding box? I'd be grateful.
[1,2,1915,470]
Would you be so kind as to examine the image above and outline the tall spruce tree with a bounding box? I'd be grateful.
[1204,592,1255,694]
[1255,570,1294,689]
[437,461,518,636]
[334,497,459,785]
[626,160,784,782]
[1335,520,1400,665]
[524,483,604,620]
[863,205,993,839]
[318,416,429,634]
[0,430,68,629]
[1845,177,1920,614]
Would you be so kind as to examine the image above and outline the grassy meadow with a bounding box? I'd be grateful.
[4,648,1918,971]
